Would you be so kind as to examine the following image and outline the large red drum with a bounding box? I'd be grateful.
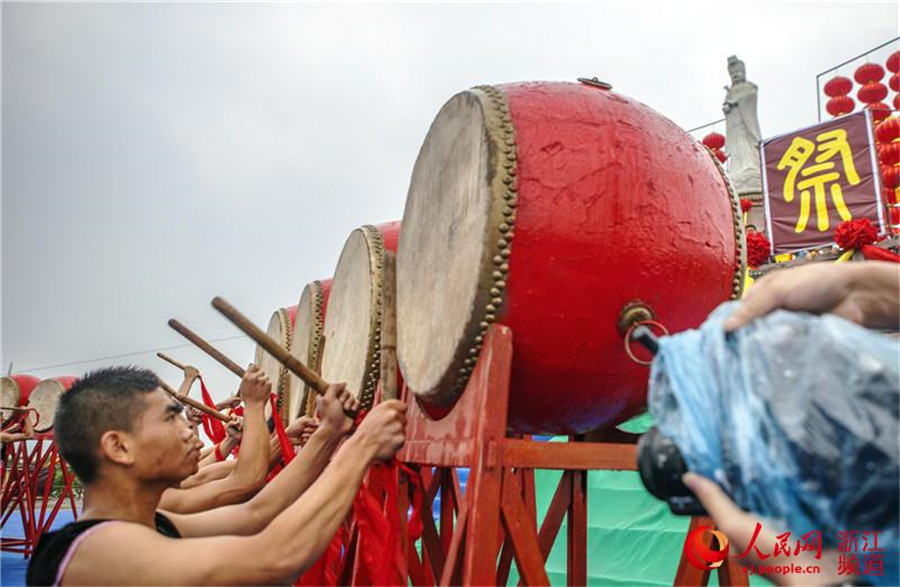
[1,374,40,426]
[27,376,77,433]
[288,279,333,421]
[320,221,401,411]
[397,82,744,435]
[255,306,298,421]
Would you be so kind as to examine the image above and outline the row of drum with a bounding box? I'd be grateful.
[1,375,76,433]
[254,81,746,436]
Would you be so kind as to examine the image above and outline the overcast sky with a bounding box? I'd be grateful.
[3,2,898,402]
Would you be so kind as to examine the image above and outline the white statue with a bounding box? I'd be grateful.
[723,56,762,194]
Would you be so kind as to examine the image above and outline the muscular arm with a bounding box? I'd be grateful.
[170,423,343,537]
[60,434,378,586]
[197,435,239,468]
[179,460,236,490]
[158,401,269,514]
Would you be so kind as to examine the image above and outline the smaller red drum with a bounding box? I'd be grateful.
[255,306,298,421]
[288,279,333,422]
[1,374,41,426]
[320,221,401,411]
[27,377,77,433]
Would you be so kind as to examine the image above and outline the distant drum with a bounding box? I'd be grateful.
[1,374,40,426]
[27,377,77,433]
[396,82,744,435]
[254,306,297,421]
[320,221,401,411]
[288,279,333,421]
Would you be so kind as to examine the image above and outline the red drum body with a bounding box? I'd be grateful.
[27,376,77,433]
[255,306,298,420]
[289,279,333,421]
[397,82,743,435]
[320,221,401,411]
[1,374,41,425]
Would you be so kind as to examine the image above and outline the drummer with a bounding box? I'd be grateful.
[26,365,406,586]
[0,411,34,444]
[156,367,270,514]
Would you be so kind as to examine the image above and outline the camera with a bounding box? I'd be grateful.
[637,427,707,516]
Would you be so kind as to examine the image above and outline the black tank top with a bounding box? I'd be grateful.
[26,513,180,586]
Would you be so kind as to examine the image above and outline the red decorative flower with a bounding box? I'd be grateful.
[876,117,900,143]
[714,148,727,163]
[834,218,879,250]
[823,76,853,97]
[745,230,771,268]
[887,51,900,74]
[857,82,888,104]
[867,102,892,124]
[740,198,753,213]
[891,72,900,93]
[879,142,900,167]
[882,165,900,190]
[826,96,855,117]
[702,132,725,150]
[854,62,885,85]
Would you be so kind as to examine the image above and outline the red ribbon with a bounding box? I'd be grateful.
[266,394,296,482]
[199,376,226,443]
[295,524,347,586]
[861,244,900,263]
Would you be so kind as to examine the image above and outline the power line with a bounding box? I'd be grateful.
[16,335,248,373]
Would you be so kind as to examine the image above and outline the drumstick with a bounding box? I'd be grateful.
[168,319,246,378]
[159,380,231,423]
[211,297,329,396]
[157,352,188,371]
[380,251,399,401]
[0,406,30,412]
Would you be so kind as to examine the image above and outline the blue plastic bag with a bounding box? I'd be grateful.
[649,302,899,585]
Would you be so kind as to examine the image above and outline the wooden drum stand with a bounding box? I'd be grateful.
[384,324,748,587]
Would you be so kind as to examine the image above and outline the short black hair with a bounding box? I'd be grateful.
[55,366,161,483]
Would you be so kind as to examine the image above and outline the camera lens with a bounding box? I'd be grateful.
[638,427,707,516]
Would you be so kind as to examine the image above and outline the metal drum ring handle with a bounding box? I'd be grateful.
[624,320,670,366]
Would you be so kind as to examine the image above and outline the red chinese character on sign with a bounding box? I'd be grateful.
[738,523,771,560]
[793,531,823,560]
[838,554,861,576]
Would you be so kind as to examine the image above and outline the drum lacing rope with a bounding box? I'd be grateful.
[624,320,669,366]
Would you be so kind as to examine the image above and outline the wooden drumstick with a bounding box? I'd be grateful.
[168,319,246,378]
[380,251,399,401]
[211,297,329,396]
[157,352,188,371]
[159,380,230,423]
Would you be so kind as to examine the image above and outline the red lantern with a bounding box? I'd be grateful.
[714,148,727,163]
[702,132,725,150]
[891,72,900,92]
[877,117,900,143]
[858,82,888,104]
[895,94,900,111]
[826,95,855,117]
[823,76,853,97]
[879,142,900,167]
[883,165,900,190]
[887,51,900,74]
[855,62,885,85]
[867,102,891,123]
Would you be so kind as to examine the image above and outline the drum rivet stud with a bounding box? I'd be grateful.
[500,249,511,258]
[475,335,484,344]
[503,176,513,185]
[493,255,503,265]
[485,313,496,322]
[496,280,507,288]
[500,263,510,272]
[486,304,496,313]
[490,287,501,296]
[492,297,503,305]
[499,222,510,232]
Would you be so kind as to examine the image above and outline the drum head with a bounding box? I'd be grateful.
[27,380,65,432]
[397,89,503,405]
[254,308,293,421]
[1,377,20,424]
[288,281,329,421]
[320,226,384,410]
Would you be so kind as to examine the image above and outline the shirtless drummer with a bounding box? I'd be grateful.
[26,365,406,586]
